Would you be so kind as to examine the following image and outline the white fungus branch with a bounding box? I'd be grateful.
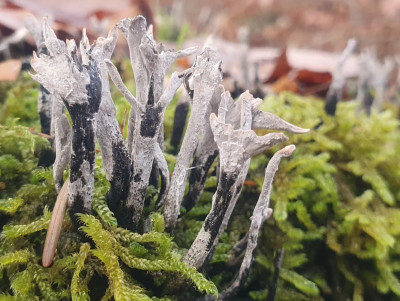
[220,145,295,299]
[163,48,223,229]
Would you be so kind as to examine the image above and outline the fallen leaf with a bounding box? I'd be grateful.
[264,48,292,83]
[0,59,22,81]
[7,0,154,36]
[295,69,332,96]
[0,7,30,32]
[272,75,298,93]
[295,69,332,85]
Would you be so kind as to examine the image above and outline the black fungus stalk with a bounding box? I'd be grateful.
[64,62,102,228]
[170,95,190,154]
[184,171,239,271]
[31,21,103,229]
[183,148,219,212]
[266,249,285,301]
[89,28,132,219]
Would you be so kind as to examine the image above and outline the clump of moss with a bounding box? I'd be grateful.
[0,124,51,198]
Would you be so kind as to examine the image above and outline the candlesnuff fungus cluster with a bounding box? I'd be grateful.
[28,15,308,297]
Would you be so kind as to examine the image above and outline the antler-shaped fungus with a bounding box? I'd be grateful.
[31,19,102,228]
[163,48,223,229]
[184,88,308,213]
[220,145,296,300]
[106,16,197,228]
[183,92,288,270]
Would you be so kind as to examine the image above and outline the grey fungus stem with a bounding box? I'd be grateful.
[52,96,71,192]
[220,145,295,300]
[25,16,53,136]
[163,48,223,230]
[105,59,139,109]
[92,28,132,216]
[125,72,184,228]
[325,38,357,116]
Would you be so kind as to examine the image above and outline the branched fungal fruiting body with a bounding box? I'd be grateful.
[27,17,309,299]
[31,20,102,227]
[107,16,197,229]
[163,48,223,229]
[91,28,132,216]
[183,91,294,270]
[220,145,295,300]
[184,88,308,213]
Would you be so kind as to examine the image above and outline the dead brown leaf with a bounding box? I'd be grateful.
[296,69,332,85]
[272,75,298,93]
[264,48,292,83]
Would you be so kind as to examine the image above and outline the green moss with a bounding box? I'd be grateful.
[0,73,40,129]
[0,124,51,198]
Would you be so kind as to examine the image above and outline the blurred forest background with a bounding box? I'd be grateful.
[2,0,400,92]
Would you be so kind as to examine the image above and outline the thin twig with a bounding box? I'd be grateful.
[42,179,69,267]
